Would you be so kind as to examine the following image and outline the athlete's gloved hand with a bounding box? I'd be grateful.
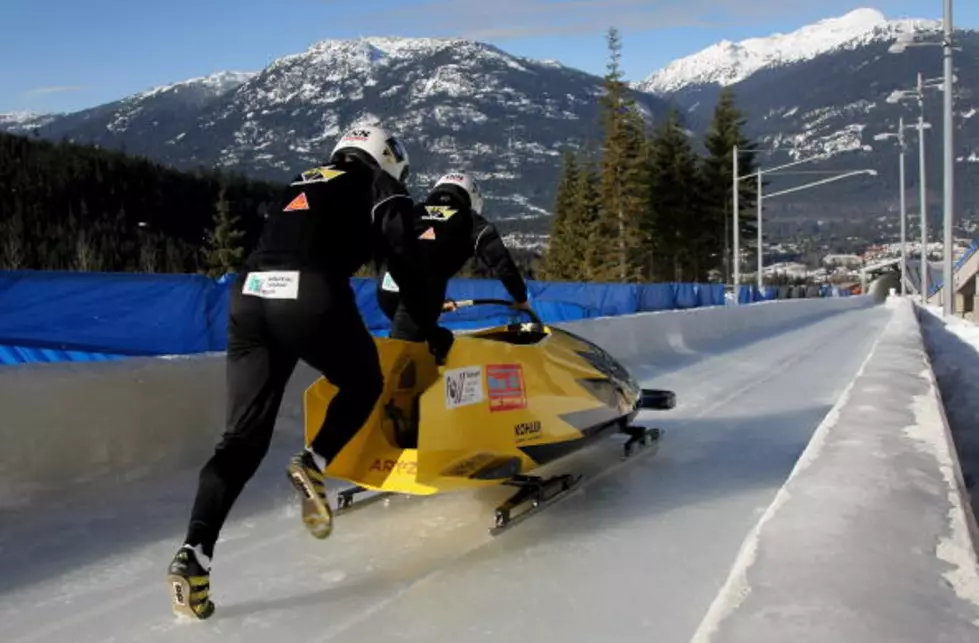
[426,325,454,365]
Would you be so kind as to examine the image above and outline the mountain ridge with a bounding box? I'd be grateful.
[637,8,941,94]
[0,35,675,234]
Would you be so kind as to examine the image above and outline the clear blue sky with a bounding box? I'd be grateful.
[1,1,975,114]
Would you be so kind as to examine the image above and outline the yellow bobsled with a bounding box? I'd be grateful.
[302,299,674,532]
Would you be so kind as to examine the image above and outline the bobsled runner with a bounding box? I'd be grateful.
[302,299,675,534]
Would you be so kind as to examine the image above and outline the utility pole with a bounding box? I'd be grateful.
[918,73,929,304]
[733,145,740,289]
[942,0,955,314]
[756,167,763,291]
[898,117,908,296]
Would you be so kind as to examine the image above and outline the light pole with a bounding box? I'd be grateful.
[756,167,763,291]
[889,2,957,314]
[760,170,878,289]
[731,150,833,292]
[888,75,938,302]
[942,0,954,315]
[874,118,909,296]
[733,146,740,288]
[875,116,933,297]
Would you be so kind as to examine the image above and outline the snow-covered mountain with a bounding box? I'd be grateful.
[2,70,258,156]
[638,8,938,94]
[1,37,673,228]
[0,111,60,134]
[638,8,979,227]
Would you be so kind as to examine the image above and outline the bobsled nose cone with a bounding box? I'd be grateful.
[639,388,676,410]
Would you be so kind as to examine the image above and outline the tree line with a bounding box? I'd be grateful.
[541,28,762,284]
[0,130,547,281]
[0,131,282,276]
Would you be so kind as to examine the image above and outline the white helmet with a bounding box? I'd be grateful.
[431,171,484,215]
[330,125,410,183]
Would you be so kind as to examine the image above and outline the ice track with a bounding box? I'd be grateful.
[0,305,892,643]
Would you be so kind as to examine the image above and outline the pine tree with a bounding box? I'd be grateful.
[203,185,245,278]
[700,88,759,285]
[591,27,650,283]
[573,158,603,281]
[0,210,26,269]
[647,109,705,282]
[73,229,102,271]
[542,150,580,280]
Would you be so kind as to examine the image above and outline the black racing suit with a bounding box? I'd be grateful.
[376,196,528,340]
[183,159,445,558]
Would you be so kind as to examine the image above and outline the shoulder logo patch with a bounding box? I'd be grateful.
[421,205,458,221]
[283,192,310,211]
[300,167,346,183]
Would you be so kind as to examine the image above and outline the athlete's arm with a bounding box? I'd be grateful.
[471,214,528,304]
[372,174,442,333]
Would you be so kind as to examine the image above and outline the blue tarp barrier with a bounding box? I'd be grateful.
[737,283,844,304]
[0,269,838,366]
[0,344,125,365]
[0,270,221,356]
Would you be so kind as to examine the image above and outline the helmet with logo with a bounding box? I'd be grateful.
[330,125,410,184]
[429,171,484,215]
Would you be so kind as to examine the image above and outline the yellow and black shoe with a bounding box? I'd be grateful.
[287,450,335,539]
[166,545,215,620]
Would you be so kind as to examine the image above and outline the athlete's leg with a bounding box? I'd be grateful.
[183,279,298,556]
[168,275,297,619]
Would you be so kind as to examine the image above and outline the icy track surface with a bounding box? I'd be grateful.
[0,305,891,643]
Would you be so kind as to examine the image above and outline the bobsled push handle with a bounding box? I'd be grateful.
[444,298,543,325]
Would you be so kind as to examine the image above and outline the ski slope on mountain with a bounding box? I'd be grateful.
[0,304,892,643]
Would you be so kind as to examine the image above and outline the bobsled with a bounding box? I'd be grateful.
[302,299,675,533]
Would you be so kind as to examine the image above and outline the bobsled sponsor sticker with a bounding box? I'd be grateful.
[242,271,299,299]
[444,366,484,409]
[514,420,541,443]
[487,364,527,412]
[381,272,400,292]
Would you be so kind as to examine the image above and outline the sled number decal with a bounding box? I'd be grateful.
[487,364,527,412]
[444,366,484,409]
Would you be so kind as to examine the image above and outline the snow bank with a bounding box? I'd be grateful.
[916,307,979,522]
[0,296,873,511]
[691,297,979,642]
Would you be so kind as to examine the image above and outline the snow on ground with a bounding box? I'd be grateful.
[916,305,979,521]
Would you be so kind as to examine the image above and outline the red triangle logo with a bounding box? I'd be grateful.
[283,192,309,211]
[419,227,436,240]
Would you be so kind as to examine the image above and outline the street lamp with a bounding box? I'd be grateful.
[875,116,933,298]
[874,117,909,296]
[763,170,878,200]
[761,170,879,288]
[888,73,945,302]
[888,1,956,314]
[731,148,831,291]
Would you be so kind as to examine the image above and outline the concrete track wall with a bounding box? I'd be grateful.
[691,297,979,642]
[0,295,874,511]
[562,292,875,362]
